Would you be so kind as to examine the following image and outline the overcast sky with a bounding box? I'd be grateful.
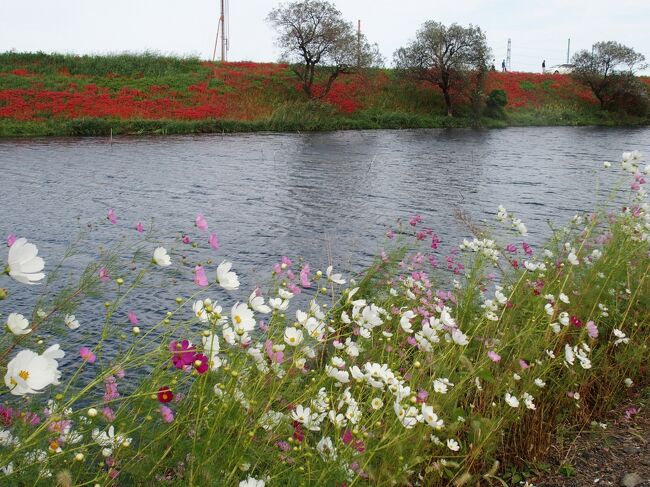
[1,0,649,73]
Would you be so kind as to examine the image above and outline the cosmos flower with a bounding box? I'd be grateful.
[157,386,174,403]
[4,345,64,396]
[217,261,239,290]
[6,313,31,335]
[6,238,45,285]
[153,247,171,267]
[64,314,80,330]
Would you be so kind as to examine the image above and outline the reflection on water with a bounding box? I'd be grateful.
[0,127,648,356]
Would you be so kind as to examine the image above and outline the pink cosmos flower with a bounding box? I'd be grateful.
[160,405,174,423]
[103,376,120,402]
[488,350,502,363]
[300,264,311,287]
[281,256,293,267]
[287,283,301,295]
[416,389,429,403]
[386,229,395,239]
[406,336,418,347]
[519,359,530,369]
[276,440,290,451]
[409,215,423,227]
[107,208,117,224]
[103,407,116,422]
[128,311,138,325]
[80,347,96,364]
[505,244,517,253]
[431,234,441,249]
[6,234,17,247]
[209,232,219,250]
[135,222,144,233]
[193,353,209,374]
[265,340,285,364]
[195,214,208,231]
[182,235,191,244]
[522,242,533,255]
[341,429,353,445]
[169,340,196,369]
[194,265,208,287]
[586,320,599,338]
[99,267,110,282]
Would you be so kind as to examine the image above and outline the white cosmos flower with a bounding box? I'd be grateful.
[278,288,294,300]
[217,261,239,290]
[193,300,209,322]
[269,297,289,311]
[239,477,265,487]
[248,292,271,314]
[446,438,460,451]
[326,265,346,285]
[451,328,469,346]
[64,314,80,330]
[567,252,579,266]
[371,397,384,410]
[7,313,31,335]
[6,238,45,285]
[326,365,350,383]
[564,344,575,365]
[5,345,64,396]
[400,310,415,333]
[421,405,444,429]
[231,303,256,335]
[153,247,171,267]
[534,378,546,388]
[613,328,629,346]
[559,293,570,304]
[284,327,304,347]
[316,436,337,460]
[91,425,132,456]
[433,378,454,394]
[505,393,519,408]
[522,392,536,410]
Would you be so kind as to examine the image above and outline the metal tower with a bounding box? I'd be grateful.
[566,38,571,64]
[506,38,511,71]
[212,0,229,62]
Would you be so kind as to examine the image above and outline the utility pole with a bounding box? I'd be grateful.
[212,0,228,62]
[506,38,511,71]
[566,38,571,64]
[357,20,361,68]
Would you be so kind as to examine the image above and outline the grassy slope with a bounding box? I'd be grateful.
[0,52,648,136]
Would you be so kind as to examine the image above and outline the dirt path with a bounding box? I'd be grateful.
[531,394,650,487]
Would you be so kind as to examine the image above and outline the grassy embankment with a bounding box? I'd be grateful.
[0,52,648,136]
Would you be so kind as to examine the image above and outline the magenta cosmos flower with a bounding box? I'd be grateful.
[169,340,196,369]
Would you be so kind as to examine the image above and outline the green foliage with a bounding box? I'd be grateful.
[485,89,508,119]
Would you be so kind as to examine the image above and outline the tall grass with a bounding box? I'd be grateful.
[0,152,647,485]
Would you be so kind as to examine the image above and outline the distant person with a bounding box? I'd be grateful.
[542,59,546,73]
[491,63,496,71]
[501,60,506,72]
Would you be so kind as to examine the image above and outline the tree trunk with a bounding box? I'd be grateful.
[443,89,453,117]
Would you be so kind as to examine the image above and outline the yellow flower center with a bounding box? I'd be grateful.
[234,315,242,324]
[289,337,295,343]
[18,370,29,381]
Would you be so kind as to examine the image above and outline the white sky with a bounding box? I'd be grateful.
[1,0,649,74]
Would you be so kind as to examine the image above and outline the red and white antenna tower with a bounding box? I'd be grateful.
[212,0,229,62]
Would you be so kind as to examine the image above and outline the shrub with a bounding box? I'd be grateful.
[485,89,508,119]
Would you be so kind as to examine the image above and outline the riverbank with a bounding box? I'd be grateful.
[1,52,648,136]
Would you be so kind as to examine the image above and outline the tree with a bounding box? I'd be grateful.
[267,0,382,99]
[394,21,490,117]
[571,41,647,110]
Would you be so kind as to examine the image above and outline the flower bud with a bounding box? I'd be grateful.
[116,278,124,286]
[75,453,85,461]
[0,288,7,300]
[87,408,98,418]
[132,327,140,334]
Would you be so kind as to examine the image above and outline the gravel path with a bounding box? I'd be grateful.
[532,394,649,487]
